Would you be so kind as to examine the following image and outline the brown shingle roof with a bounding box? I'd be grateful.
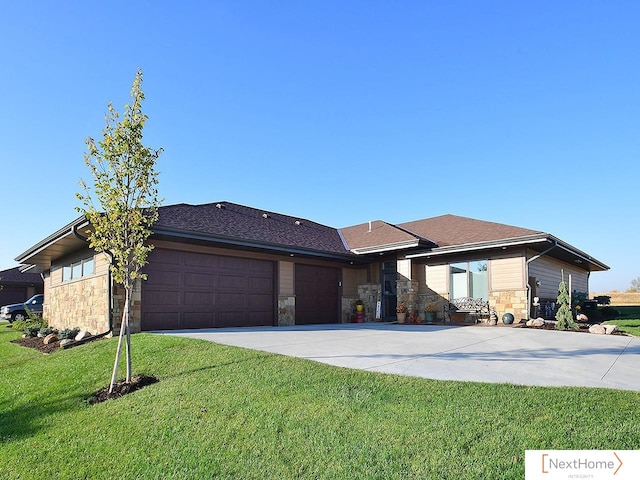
[0,267,43,286]
[340,221,426,252]
[155,202,351,255]
[398,214,542,247]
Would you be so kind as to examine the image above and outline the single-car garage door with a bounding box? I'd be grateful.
[141,248,275,330]
[295,264,341,325]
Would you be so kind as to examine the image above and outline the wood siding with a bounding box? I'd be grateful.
[490,256,525,291]
[423,265,448,295]
[528,253,589,298]
[342,267,367,297]
[279,261,294,296]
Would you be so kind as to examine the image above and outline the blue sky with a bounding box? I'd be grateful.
[1,1,638,292]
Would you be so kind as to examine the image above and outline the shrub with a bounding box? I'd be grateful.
[12,320,28,332]
[37,327,57,337]
[23,325,41,337]
[59,327,81,340]
[556,280,578,331]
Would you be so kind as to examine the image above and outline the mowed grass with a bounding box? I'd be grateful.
[603,306,640,336]
[1,327,639,480]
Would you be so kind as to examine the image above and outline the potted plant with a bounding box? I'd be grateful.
[424,303,437,323]
[396,303,408,323]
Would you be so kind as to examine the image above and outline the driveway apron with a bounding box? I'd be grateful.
[152,323,640,391]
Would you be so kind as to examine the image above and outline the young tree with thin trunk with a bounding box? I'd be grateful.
[77,69,162,393]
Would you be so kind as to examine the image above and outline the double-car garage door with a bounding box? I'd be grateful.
[141,249,341,331]
[141,249,275,330]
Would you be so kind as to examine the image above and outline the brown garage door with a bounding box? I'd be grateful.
[295,264,341,325]
[141,249,275,330]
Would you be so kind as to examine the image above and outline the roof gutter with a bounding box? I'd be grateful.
[15,215,87,264]
[525,240,558,319]
[406,235,551,259]
[351,239,421,255]
[152,226,363,264]
[72,221,113,337]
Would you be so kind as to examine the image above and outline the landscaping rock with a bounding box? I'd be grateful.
[588,324,606,335]
[488,319,497,326]
[75,330,91,341]
[604,324,619,335]
[527,318,545,327]
[59,339,74,348]
[43,333,59,344]
[577,314,589,322]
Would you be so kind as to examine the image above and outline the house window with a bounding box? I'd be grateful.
[62,256,95,282]
[450,260,488,299]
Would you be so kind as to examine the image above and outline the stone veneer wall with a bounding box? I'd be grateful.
[45,274,110,334]
[489,289,528,323]
[416,293,447,322]
[357,283,381,321]
[278,296,295,326]
[397,279,419,314]
[112,280,142,334]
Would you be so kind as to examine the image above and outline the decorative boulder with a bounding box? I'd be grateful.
[577,314,589,322]
[488,318,497,326]
[43,333,59,344]
[526,318,545,327]
[59,339,74,348]
[75,330,91,341]
[588,324,606,335]
[604,324,619,335]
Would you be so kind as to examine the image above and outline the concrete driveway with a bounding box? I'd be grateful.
[152,323,640,392]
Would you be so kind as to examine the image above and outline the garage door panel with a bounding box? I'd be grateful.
[150,249,181,266]
[249,277,273,290]
[219,256,248,270]
[219,274,248,290]
[142,249,274,330]
[184,272,217,288]
[249,293,273,309]
[145,290,182,306]
[143,312,180,330]
[248,260,273,274]
[295,265,340,325]
[184,291,214,306]
[183,312,215,328]
[146,270,181,287]
[184,252,219,268]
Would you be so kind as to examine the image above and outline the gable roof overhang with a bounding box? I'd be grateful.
[406,234,609,272]
[15,216,91,274]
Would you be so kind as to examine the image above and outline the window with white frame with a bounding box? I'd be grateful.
[62,256,95,282]
[450,260,488,299]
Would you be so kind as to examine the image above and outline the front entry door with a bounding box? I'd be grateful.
[381,261,397,320]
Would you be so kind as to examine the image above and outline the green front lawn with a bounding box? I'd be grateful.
[604,319,640,337]
[1,328,639,479]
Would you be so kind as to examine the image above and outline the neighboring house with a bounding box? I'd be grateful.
[0,267,44,308]
[14,202,608,334]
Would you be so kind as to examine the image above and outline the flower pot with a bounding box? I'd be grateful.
[425,311,436,323]
[397,312,406,324]
[356,304,364,312]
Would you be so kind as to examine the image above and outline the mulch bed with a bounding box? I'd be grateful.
[11,336,62,354]
[521,322,625,334]
[89,375,159,404]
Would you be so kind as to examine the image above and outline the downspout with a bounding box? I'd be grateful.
[72,222,113,338]
[524,240,557,319]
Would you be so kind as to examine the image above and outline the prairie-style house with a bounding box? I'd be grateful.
[15,201,608,334]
